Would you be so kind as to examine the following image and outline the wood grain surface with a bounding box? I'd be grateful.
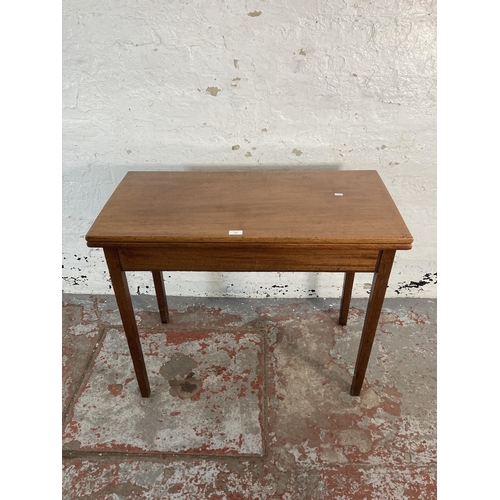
[86,170,413,248]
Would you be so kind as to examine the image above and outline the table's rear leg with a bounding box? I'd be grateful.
[339,272,355,325]
[104,248,151,398]
[350,250,395,396]
[152,271,169,324]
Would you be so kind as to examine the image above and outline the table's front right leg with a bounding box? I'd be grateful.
[104,248,151,397]
[350,249,395,396]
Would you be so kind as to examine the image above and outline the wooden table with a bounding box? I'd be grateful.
[86,170,413,398]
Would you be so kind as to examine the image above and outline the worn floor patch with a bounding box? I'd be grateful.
[62,294,436,499]
[63,328,264,456]
[62,458,436,499]
[62,296,101,413]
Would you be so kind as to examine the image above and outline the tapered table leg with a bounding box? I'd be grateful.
[104,248,151,397]
[152,271,169,324]
[339,272,355,325]
[350,250,395,396]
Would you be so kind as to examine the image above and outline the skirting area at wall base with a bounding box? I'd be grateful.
[62,263,437,300]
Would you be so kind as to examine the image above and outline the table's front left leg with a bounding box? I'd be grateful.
[350,249,395,396]
[104,248,151,397]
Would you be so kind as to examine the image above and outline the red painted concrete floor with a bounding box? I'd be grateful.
[62,294,436,499]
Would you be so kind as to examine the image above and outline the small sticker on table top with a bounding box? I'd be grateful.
[334,193,343,196]
[229,230,243,235]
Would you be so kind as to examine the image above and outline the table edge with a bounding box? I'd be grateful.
[86,239,413,250]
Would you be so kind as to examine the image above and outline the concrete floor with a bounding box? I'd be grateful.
[62,294,436,499]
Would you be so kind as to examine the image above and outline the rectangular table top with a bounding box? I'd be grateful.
[85,170,413,249]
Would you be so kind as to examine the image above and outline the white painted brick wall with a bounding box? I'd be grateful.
[62,0,436,299]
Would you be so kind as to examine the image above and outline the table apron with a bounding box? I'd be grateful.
[115,244,380,272]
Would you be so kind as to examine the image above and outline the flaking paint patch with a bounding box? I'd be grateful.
[339,429,373,452]
[319,444,349,464]
[62,255,92,288]
[206,86,220,96]
[395,272,437,295]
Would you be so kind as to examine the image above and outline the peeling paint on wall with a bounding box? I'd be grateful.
[395,273,437,295]
[206,86,220,96]
[62,0,436,299]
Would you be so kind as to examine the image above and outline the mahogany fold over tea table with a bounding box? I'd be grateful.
[86,170,413,398]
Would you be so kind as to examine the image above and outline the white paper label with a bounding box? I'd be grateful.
[334,193,343,196]
[229,230,243,235]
